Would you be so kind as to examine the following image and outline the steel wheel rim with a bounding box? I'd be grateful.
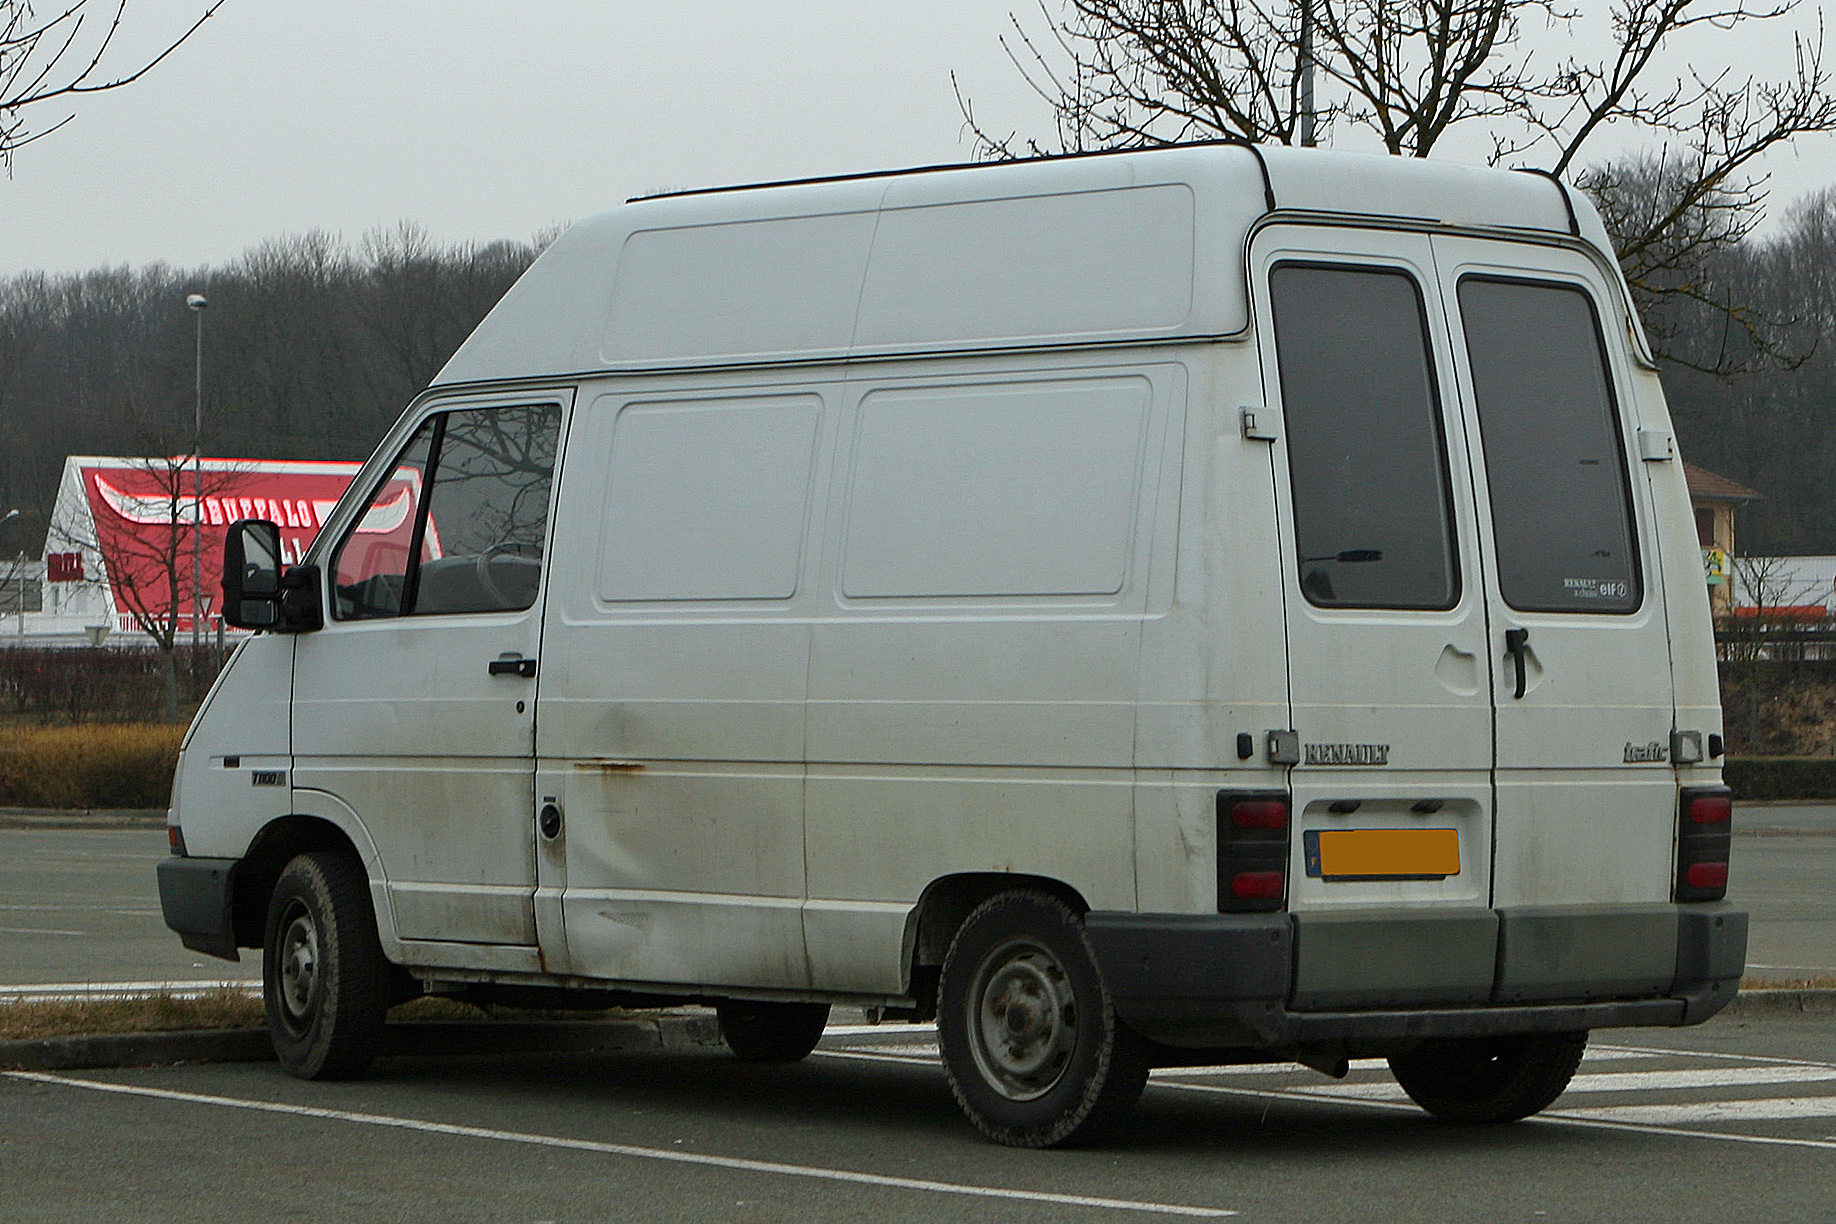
[966,936,1077,1101]
[275,901,321,1037]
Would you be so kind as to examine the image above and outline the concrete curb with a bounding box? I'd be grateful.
[5,994,1828,1073]
[0,1014,726,1072]
[1720,988,1836,1016]
[0,808,165,830]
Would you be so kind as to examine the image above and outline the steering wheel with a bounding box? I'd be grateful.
[475,540,538,608]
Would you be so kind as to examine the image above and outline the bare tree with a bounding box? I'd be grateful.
[1,0,222,170]
[957,0,1836,371]
[0,274,44,517]
[54,452,252,719]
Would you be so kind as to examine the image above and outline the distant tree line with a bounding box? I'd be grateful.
[2,194,1836,555]
[1658,188,1836,554]
[0,222,546,545]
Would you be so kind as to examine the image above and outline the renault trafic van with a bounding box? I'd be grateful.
[159,143,1745,1148]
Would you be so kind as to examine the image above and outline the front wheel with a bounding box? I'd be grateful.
[263,851,390,1080]
[937,892,1150,1148]
[1388,1031,1587,1123]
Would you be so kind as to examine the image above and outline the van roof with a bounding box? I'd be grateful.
[434,143,1618,387]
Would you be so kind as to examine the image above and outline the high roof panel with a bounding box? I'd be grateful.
[435,144,1603,387]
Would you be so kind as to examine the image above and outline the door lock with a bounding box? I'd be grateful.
[538,801,562,839]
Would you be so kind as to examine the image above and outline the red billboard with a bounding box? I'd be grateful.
[73,458,370,633]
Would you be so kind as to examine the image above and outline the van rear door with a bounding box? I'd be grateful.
[1251,227,1501,1009]
[1433,238,1681,1000]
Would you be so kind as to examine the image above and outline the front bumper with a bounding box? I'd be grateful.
[155,855,242,962]
[1085,903,1746,1050]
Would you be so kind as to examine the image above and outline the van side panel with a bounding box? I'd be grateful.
[537,379,836,989]
[802,357,1186,993]
[1131,343,1291,916]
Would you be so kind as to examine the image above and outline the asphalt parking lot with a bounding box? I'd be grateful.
[4,1014,1834,1223]
[1,807,1831,1221]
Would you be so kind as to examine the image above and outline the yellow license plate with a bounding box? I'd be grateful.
[1304,828,1460,880]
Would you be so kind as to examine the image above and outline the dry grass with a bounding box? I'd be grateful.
[0,722,185,808]
[0,988,263,1042]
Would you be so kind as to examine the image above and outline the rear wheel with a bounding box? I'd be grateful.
[937,891,1150,1148]
[263,851,390,1080]
[1388,1031,1587,1123]
[716,1000,831,1063]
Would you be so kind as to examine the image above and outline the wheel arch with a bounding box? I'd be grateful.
[231,815,367,950]
[905,872,1092,984]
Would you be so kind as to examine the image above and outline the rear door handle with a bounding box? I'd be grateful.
[488,656,537,678]
[1503,628,1530,700]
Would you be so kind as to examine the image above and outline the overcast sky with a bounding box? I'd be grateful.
[1,0,1832,276]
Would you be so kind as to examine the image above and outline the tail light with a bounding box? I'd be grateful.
[1218,789,1290,913]
[1675,785,1732,902]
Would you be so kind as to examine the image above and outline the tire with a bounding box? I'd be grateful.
[1388,1031,1588,1123]
[262,851,390,1080]
[716,1001,831,1063]
[937,891,1150,1148]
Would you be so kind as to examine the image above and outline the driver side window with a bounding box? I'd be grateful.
[331,404,562,620]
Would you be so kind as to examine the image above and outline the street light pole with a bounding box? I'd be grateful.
[187,293,208,656]
[1,508,21,641]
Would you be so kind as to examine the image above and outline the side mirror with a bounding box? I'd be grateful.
[221,520,287,630]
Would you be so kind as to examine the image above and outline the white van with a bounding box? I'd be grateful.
[159,143,1745,1148]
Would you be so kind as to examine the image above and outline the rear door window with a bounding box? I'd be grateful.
[1270,263,1460,610]
[1457,277,1639,613]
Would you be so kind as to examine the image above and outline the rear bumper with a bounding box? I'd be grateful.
[1085,903,1746,1050]
[155,855,242,963]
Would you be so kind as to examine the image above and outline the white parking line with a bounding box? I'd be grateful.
[1145,1071,1836,1152]
[817,1048,937,1067]
[827,1048,1836,1154]
[0,926,86,937]
[1551,1097,1836,1125]
[1290,1065,1836,1101]
[824,1022,936,1038]
[4,1071,1238,1218]
[1557,1067,1836,1093]
[1155,1059,1385,1078]
[1595,1042,1836,1072]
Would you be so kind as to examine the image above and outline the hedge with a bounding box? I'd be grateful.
[1723,756,1836,803]
[0,723,183,809]
[0,645,225,724]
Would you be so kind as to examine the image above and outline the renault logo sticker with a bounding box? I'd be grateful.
[1303,743,1390,766]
